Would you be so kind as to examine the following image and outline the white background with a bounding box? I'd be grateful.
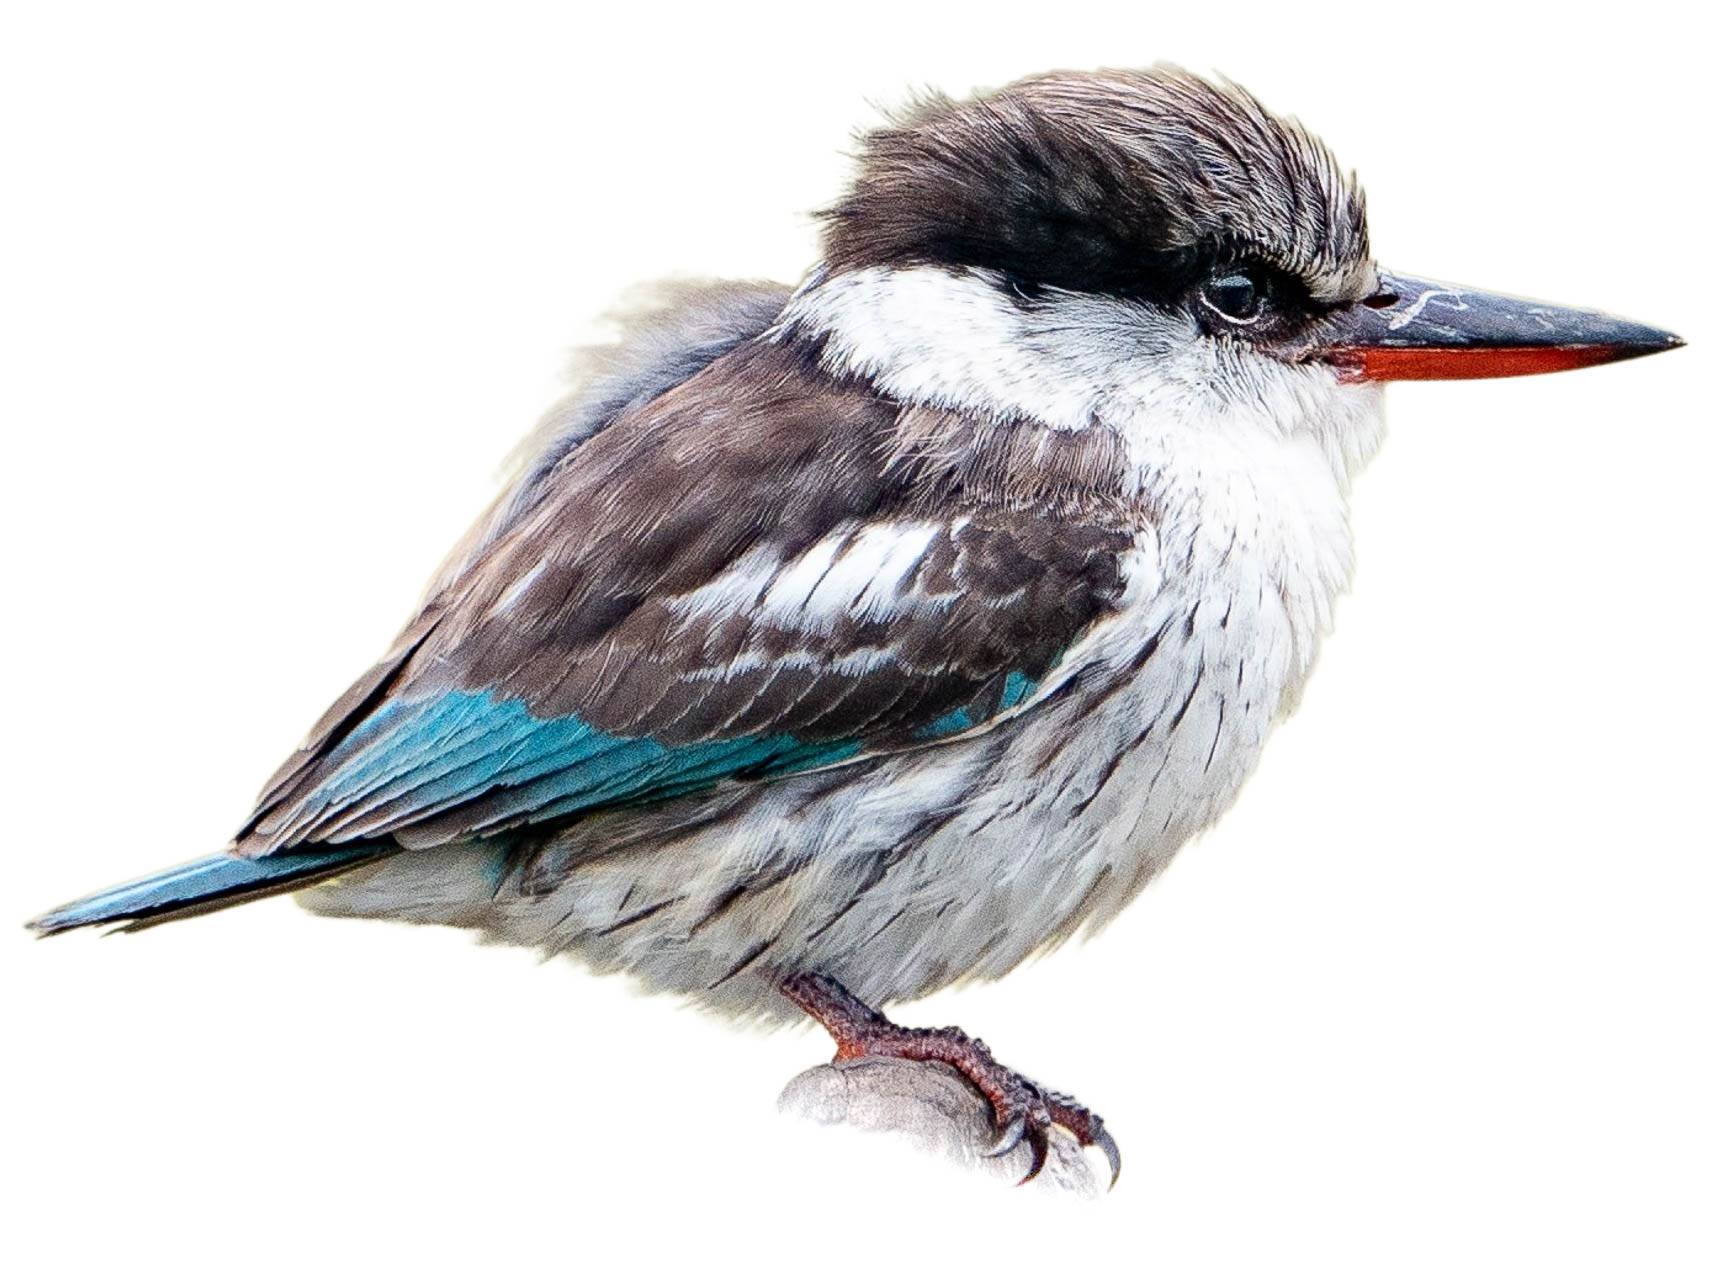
[3,3,1710,1284]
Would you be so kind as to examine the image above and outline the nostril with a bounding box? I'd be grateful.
[1363,289,1401,309]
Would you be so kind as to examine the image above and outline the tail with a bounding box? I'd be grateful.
[26,845,387,936]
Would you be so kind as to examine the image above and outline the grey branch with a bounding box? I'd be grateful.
[778,1056,1105,1196]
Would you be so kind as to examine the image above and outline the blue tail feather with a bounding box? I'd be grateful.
[26,846,386,936]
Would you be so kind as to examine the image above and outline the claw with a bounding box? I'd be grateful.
[1015,1126,1050,1185]
[782,973,1119,1190]
[985,1113,1028,1159]
[1091,1122,1123,1189]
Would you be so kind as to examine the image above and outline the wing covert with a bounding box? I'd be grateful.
[235,341,1134,857]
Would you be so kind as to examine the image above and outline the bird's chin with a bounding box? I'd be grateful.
[1140,338,1394,487]
[1275,354,1389,483]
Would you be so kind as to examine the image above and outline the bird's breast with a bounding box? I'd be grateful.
[936,419,1361,941]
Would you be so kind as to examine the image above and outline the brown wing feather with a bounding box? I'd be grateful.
[234,337,1138,857]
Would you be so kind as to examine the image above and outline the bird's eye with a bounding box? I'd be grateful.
[1200,269,1265,324]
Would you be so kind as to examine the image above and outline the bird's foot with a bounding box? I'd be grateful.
[780,972,1120,1186]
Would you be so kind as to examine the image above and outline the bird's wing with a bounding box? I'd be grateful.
[422,278,794,608]
[235,339,1134,856]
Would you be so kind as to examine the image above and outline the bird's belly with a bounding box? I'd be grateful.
[873,577,1304,981]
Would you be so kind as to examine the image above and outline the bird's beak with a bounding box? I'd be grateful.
[1316,269,1683,382]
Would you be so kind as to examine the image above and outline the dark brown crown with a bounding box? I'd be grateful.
[820,66,1373,306]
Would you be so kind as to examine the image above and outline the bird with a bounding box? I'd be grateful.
[28,65,1682,1185]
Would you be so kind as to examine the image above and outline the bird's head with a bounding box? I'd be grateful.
[787,66,1681,475]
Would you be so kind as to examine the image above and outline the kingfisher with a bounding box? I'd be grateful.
[29,66,1682,1185]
